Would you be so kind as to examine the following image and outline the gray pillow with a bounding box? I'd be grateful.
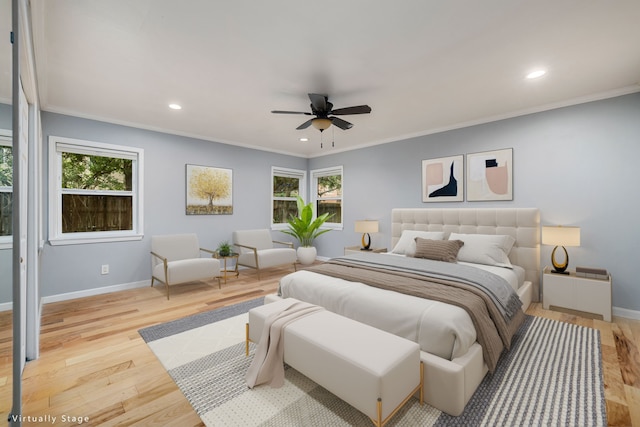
[413,238,464,263]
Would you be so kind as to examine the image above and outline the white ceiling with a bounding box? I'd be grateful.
[5,1,640,157]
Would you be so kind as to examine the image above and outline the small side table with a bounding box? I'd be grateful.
[214,252,240,283]
[344,246,387,255]
[542,266,612,321]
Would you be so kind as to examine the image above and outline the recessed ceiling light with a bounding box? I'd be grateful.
[526,70,547,79]
[168,103,182,110]
[299,137,309,142]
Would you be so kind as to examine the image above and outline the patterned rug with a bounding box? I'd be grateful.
[139,298,606,426]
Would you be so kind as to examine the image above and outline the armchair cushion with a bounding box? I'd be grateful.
[232,229,297,272]
[151,234,201,262]
[152,258,219,286]
[232,229,275,251]
[237,248,297,269]
[151,233,220,288]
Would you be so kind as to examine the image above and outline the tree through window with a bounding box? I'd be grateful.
[49,137,144,245]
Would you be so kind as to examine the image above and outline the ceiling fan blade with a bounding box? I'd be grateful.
[330,105,372,115]
[271,110,312,115]
[296,119,314,130]
[330,116,353,130]
[308,93,328,113]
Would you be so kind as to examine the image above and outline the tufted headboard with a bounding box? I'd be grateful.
[391,208,540,301]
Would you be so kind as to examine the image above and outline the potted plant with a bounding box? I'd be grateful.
[217,240,232,257]
[281,196,334,264]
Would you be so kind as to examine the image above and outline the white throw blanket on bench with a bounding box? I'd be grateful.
[245,300,324,388]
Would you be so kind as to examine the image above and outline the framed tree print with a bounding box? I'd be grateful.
[422,155,464,202]
[466,148,513,201]
[186,164,233,215]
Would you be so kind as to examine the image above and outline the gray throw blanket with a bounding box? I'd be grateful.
[307,254,525,372]
[245,300,324,388]
[334,253,522,320]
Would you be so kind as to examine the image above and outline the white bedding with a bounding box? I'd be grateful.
[278,258,526,362]
[279,269,479,360]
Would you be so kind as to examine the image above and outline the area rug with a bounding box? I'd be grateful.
[139,298,606,426]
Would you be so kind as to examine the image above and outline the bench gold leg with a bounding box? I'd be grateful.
[419,361,424,405]
[245,323,249,356]
[371,361,424,427]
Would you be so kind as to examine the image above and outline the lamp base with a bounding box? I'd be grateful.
[361,233,371,251]
[551,245,569,274]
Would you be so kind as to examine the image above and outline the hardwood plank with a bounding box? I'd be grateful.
[0,268,638,426]
[614,323,640,387]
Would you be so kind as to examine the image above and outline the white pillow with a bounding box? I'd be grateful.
[448,233,515,268]
[391,230,445,256]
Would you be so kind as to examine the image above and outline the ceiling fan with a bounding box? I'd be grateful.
[271,93,372,132]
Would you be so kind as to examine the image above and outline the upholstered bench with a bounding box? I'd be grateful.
[246,298,423,427]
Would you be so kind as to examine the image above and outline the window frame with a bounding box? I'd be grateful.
[0,130,12,249]
[48,136,144,246]
[271,166,306,231]
[310,165,343,231]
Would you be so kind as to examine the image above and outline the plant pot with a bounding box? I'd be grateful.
[297,246,317,265]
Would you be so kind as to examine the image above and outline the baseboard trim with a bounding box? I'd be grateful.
[40,280,151,305]
[613,306,640,321]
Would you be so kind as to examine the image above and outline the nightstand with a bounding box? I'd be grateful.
[542,266,612,321]
[344,246,387,255]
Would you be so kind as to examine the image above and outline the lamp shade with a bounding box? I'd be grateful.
[355,220,379,234]
[542,226,580,247]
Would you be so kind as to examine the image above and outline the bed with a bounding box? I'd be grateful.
[274,208,540,416]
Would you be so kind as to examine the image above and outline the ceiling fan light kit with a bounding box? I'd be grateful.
[311,118,332,131]
[272,93,371,146]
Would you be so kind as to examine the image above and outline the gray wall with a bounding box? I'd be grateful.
[310,92,640,312]
[38,112,307,298]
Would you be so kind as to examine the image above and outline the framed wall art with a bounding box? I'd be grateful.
[186,164,233,215]
[421,155,464,202]
[466,148,513,201]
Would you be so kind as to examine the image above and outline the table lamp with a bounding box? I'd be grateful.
[542,225,581,274]
[355,220,379,251]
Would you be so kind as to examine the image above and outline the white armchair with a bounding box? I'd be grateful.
[232,229,297,279]
[150,234,221,299]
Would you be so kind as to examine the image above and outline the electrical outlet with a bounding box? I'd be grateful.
[101,264,109,275]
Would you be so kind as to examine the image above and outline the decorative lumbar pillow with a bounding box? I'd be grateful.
[448,233,516,268]
[413,238,464,263]
[391,230,445,256]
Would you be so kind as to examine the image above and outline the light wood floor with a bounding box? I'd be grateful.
[1,266,639,426]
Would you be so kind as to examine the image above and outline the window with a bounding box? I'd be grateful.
[271,166,306,229]
[49,136,144,245]
[311,166,343,230]
[0,133,11,248]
